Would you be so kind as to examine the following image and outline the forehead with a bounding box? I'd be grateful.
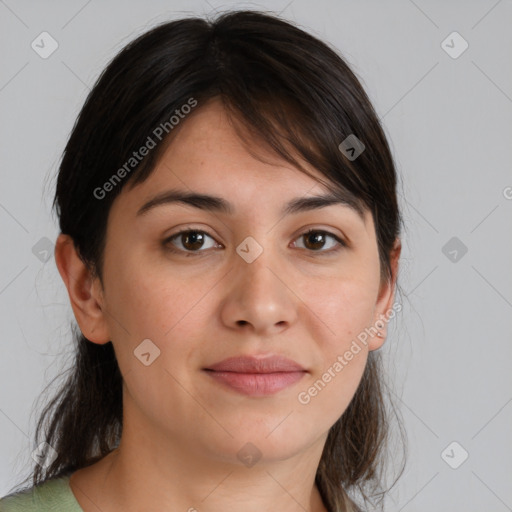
[157,98,321,185]
[113,98,369,227]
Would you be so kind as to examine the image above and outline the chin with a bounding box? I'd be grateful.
[202,419,323,466]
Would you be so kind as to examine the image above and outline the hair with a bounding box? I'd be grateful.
[11,9,405,512]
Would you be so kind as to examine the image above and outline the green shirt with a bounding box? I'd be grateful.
[0,474,83,511]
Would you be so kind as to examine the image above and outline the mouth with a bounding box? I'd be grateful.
[203,369,306,396]
[203,354,307,397]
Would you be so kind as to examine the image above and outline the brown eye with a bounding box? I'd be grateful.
[304,231,327,250]
[165,230,219,253]
[181,231,206,250]
[294,230,345,253]
[164,228,345,257]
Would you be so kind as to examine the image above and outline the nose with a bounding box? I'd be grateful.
[219,246,298,336]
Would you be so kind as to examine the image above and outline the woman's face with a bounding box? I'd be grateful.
[80,98,399,466]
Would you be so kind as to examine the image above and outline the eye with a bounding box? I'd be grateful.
[164,229,220,255]
[163,228,346,257]
[292,229,346,253]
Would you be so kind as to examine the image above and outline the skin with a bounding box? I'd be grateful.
[55,98,400,512]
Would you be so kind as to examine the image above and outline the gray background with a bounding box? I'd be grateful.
[1,0,511,510]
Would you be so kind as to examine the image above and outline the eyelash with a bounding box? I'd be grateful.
[162,228,346,257]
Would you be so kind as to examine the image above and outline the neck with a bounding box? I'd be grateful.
[69,389,332,512]
[70,432,330,512]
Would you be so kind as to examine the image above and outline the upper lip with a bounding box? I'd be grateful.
[204,355,306,373]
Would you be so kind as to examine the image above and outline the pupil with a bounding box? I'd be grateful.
[306,232,324,250]
[184,231,203,250]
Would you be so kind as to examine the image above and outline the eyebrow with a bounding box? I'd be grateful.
[136,188,365,220]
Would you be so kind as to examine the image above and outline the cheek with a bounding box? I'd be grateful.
[103,252,199,337]
[102,255,233,400]
[300,268,380,347]
[101,262,209,426]
[295,283,374,430]
[293,273,378,417]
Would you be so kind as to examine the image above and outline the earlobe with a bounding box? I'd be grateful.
[368,237,402,351]
[54,233,110,344]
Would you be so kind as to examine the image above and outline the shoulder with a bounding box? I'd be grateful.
[0,474,83,512]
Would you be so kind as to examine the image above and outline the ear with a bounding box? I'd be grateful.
[54,233,110,344]
[368,237,401,351]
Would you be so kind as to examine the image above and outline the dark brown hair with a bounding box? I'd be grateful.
[10,9,405,511]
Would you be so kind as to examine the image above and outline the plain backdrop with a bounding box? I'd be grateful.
[1,1,511,510]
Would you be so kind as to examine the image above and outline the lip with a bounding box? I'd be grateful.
[203,355,307,397]
[205,355,305,373]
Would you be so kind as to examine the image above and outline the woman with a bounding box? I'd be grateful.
[0,9,403,512]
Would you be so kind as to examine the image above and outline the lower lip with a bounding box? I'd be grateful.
[204,370,306,396]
